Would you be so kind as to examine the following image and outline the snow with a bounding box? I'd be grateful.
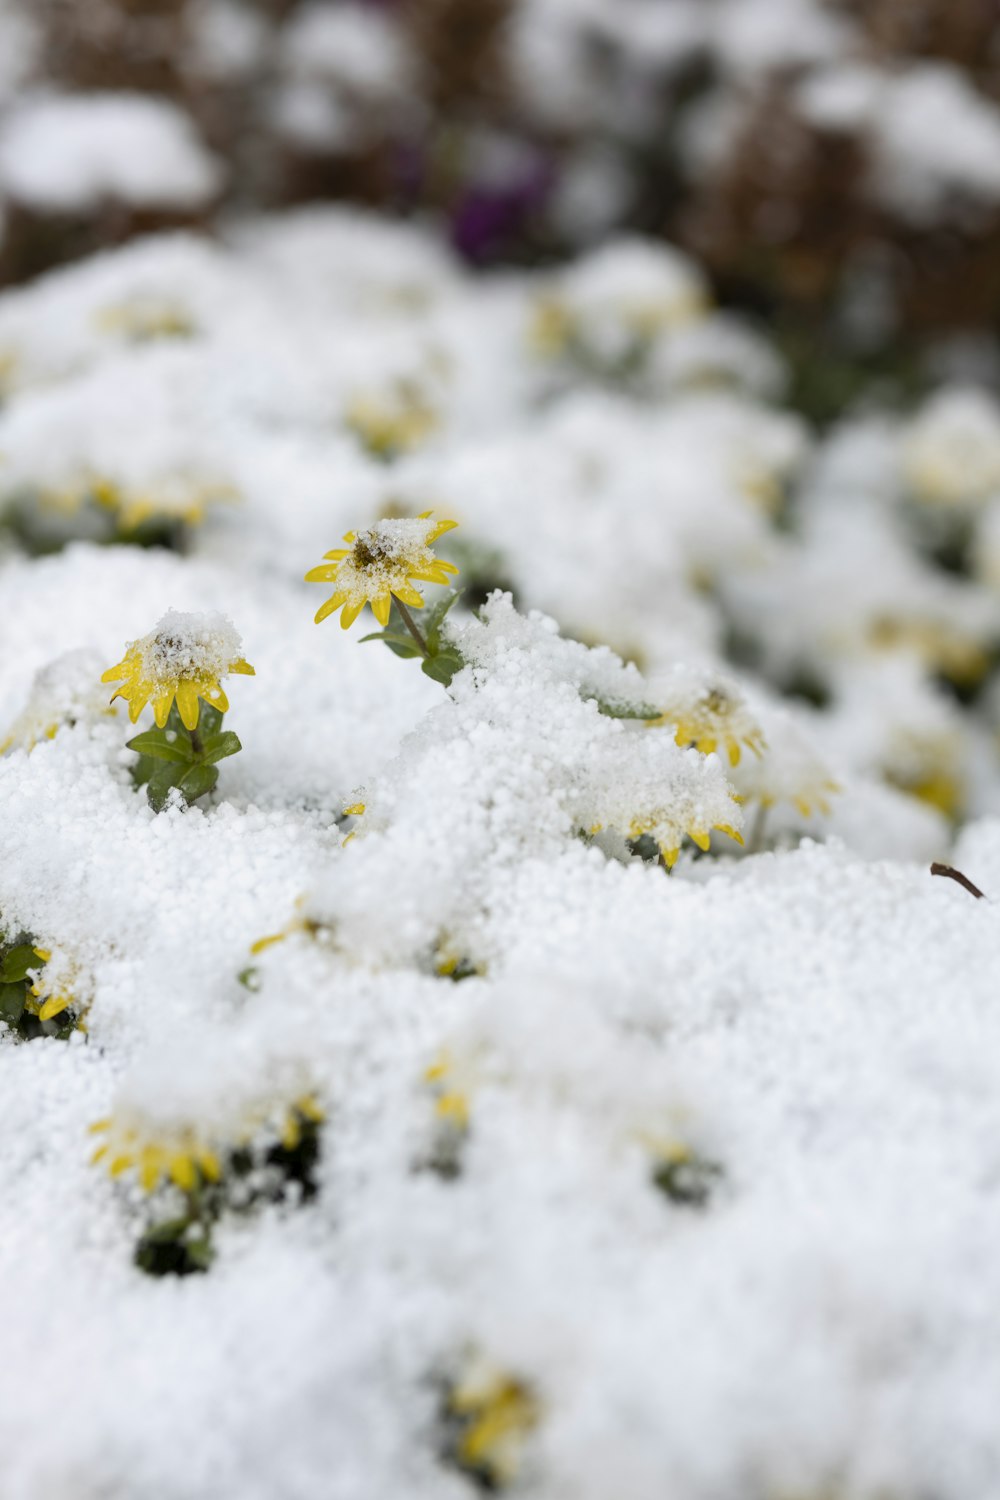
[0,93,224,213]
[1,211,1000,1499]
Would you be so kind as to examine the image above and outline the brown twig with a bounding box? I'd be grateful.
[930,863,986,900]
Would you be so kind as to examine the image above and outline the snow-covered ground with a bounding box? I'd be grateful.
[3,213,1000,1498]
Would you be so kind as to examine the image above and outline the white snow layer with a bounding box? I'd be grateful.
[0,212,999,1500]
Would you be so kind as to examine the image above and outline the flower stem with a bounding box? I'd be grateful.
[188,710,203,756]
[394,598,430,656]
[748,800,768,854]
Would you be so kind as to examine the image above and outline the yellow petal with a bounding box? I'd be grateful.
[101,661,127,683]
[343,802,365,816]
[197,1148,221,1182]
[176,681,201,731]
[139,1155,161,1193]
[206,684,230,714]
[315,595,345,624]
[305,565,341,583]
[230,659,255,676]
[371,593,392,627]
[340,601,364,630]
[38,994,70,1022]
[168,1153,196,1192]
[393,584,425,609]
[250,930,288,955]
[153,692,175,728]
[689,830,711,852]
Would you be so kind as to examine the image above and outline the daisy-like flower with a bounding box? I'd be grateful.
[101,609,254,731]
[445,1355,540,1489]
[650,677,766,767]
[305,512,459,629]
[0,648,111,756]
[90,475,237,534]
[625,813,744,869]
[276,1095,326,1152]
[89,1114,222,1194]
[25,949,87,1026]
[424,1050,472,1133]
[730,706,841,821]
[344,385,437,461]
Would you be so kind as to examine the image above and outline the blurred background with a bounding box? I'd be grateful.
[2,0,1000,423]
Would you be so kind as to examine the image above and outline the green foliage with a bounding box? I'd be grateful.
[134,1216,214,1277]
[131,1106,324,1279]
[127,701,242,812]
[595,696,660,721]
[360,589,467,687]
[0,930,76,1041]
[652,1152,723,1210]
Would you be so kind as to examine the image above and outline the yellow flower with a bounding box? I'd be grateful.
[651,683,767,767]
[305,512,459,629]
[425,1051,472,1133]
[447,1357,540,1488]
[95,298,195,343]
[344,384,437,460]
[27,978,76,1023]
[278,1095,326,1151]
[249,896,329,955]
[1,647,113,756]
[90,476,237,534]
[102,610,254,731]
[89,1116,222,1195]
[628,816,744,869]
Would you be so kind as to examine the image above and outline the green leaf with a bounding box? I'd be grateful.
[126,730,193,763]
[421,648,464,687]
[175,762,219,804]
[147,761,183,812]
[423,588,462,650]
[197,703,224,737]
[358,629,422,659]
[594,697,660,721]
[200,731,242,765]
[0,944,42,984]
[0,982,26,1025]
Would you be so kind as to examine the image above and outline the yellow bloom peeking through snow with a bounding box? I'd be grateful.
[94,297,196,344]
[89,1116,222,1194]
[651,682,767,767]
[305,512,459,629]
[344,383,438,460]
[278,1095,326,1151]
[425,1051,472,1133]
[0,648,113,756]
[102,610,254,730]
[444,1355,540,1489]
[627,815,744,869]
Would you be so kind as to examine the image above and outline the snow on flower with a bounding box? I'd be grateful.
[305,511,459,628]
[102,609,254,728]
